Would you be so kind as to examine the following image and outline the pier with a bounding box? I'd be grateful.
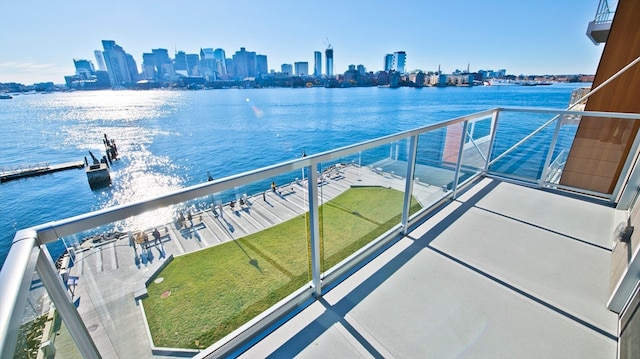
[0,161,85,183]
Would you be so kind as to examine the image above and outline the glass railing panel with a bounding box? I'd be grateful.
[411,123,461,210]
[11,267,82,358]
[488,112,559,183]
[542,113,580,185]
[53,171,310,353]
[318,141,412,272]
[458,116,494,184]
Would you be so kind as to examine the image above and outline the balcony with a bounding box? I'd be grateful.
[1,107,639,358]
[586,0,618,45]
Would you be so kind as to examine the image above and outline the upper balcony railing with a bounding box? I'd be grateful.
[1,106,639,358]
[594,0,618,24]
[587,0,618,44]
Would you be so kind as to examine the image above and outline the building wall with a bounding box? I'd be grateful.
[560,0,640,194]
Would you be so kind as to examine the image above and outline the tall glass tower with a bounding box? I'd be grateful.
[325,47,334,77]
[393,51,406,73]
[314,51,322,77]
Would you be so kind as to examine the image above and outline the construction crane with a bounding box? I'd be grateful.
[324,38,332,50]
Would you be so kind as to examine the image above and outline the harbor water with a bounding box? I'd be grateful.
[0,83,587,269]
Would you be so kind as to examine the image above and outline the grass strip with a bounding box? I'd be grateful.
[144,186,420,348]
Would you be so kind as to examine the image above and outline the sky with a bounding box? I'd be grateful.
[0,0,605,85]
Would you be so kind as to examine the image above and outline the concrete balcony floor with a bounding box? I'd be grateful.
[240,178,619,358]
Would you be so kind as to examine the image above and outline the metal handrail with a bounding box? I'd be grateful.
[491,56,640,167]
[593,0,618,24]
[2,106,640,358]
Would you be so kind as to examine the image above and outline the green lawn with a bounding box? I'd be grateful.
[143,186,421,349]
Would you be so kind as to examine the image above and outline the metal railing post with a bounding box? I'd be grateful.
[452,121,469,199]
[307,163,322,297]
[0,230,39,359]
[484,110,500,173]
[539,116,564,187]
[401,135,419,234]
[611,123,640,204]
[36,246,101,358]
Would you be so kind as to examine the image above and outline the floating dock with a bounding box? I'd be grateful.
[0,161,85,183]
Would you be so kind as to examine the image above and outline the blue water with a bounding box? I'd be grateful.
[0,84,586,269]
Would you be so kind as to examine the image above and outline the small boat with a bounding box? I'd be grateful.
[484,78,518,86]
[0,94,12,99]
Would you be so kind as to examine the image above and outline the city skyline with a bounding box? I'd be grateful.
[0,0,605,84]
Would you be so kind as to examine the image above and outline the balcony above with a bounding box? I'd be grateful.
[587,20,612,44]
[586,0,617,45]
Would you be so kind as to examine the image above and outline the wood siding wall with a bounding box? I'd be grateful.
[559,0,640,194]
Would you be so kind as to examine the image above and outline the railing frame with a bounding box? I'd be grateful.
[2,107,640,358]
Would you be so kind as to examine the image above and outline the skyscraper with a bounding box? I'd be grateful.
[314,51,322,77]
[174,51,188,72]
[152,48,172,80]
[186,54,200,76]
[94,50,106,71]
[232,47,257,79]
[281,64,293,75]
[142,53,156,79]
[256,55,268,77]
[213,49,227,76]
[392,51,406,73]
[294,62,309,76]
[102,40,138,88]
[384,54,394,72]
[200,48,217,81]
[325,46,334,77]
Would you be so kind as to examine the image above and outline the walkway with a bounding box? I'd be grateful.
[62,163,446,357]
[240,178,619,358]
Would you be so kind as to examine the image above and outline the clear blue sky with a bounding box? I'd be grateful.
[0,0,605,84]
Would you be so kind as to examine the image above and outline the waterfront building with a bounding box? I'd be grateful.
[314,51,322,77]
[185,54,200,76]
[225,58,234,77]
[384,54,394,72]
[408,71,425,86]
[174,51,188,74]
[141,53,155,80]
[357,64,366,76]
[447,74,473,86]
[232,47,257,79]
[93,50,106,71]
[199,48,217,81]
[325,46,334,77]
[140,49,174,82]
[73,59,95,79]
[429,73,448,86]
[64,58,111,90]
[281,63,293,76]
[213,48,227,76]
[101,40,138,88]
[294,62,309,76]
[392,51,406,73]
[256,55,268,77]
[153,49,172,80]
